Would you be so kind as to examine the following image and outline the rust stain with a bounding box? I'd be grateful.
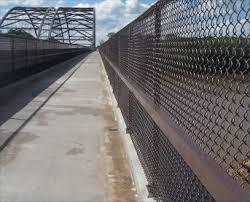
[100,68,137,202]
[35,105,102,126]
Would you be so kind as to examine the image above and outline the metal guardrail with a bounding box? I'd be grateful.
[0,34,89,86]
[99,0,250,201]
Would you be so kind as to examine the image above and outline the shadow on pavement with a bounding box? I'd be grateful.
[0,53,89,127]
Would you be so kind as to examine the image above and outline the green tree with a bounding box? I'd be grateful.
[7,28,34,38]
[107,32,115,39]
[99,39,105,46]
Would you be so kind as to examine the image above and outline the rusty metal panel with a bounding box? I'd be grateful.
[0,35,89,86]
[99,0,250,201]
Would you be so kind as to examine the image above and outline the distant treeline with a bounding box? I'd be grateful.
[132,35,250,74]
[0,28,60,43]
[4,28,35,38]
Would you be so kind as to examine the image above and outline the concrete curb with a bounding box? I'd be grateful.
[99,54,154,202]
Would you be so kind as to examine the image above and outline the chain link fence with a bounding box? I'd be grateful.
[100,0,249,201]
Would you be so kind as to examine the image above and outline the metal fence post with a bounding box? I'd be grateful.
[153,3,161,107]
[126,26,132,134]
[25,39,28,71]
[149,3,162,198]
[11,37,15,73]
[118,35,120,70]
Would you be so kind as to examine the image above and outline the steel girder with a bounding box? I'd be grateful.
[0,7,95,47]
[0,7,56,39]
[49,7,95,47]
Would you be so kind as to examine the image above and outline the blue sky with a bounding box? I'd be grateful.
[1,0,248,42]
[0,0,156,43]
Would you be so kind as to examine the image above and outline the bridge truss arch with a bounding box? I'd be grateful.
[49,7,95,47]
[0,6,95,47]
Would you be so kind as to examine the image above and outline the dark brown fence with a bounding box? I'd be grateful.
[99,0,250,201]
[0,34,89,86]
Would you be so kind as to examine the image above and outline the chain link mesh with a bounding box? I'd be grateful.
[100,0,250,200]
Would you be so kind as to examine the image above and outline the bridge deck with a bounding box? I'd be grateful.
[0,52,136,202]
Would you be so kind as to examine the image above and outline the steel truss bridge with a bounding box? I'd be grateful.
[0,7,95,87]
[0,7,95,47]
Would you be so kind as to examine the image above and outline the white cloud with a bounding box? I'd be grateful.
[0,8,8,19]
[125,0,149,13]
[55,0,65,8]
[0,0,155,44]
[76,0,155,44]
[0,0,45,6]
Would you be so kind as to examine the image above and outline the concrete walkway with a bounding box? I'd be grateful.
[0,52,136,202]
